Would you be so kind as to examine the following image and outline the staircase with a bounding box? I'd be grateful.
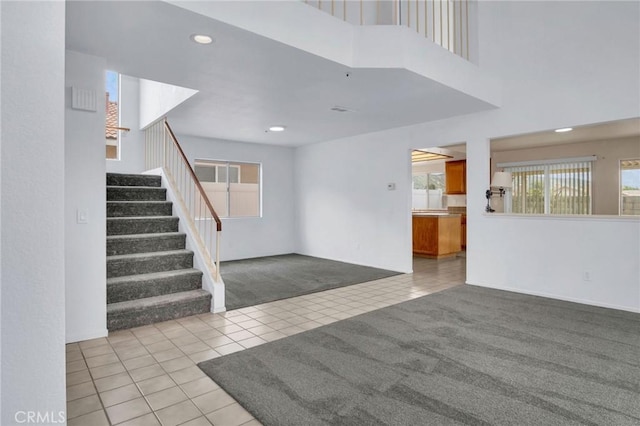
[106,173,212,331]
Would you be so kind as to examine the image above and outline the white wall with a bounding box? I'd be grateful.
[177,134,296,261]
[106,75,146,174]
[65,51,108,343]
[139,79,198,129]
[1,1,67,423]
[295,1,640,311]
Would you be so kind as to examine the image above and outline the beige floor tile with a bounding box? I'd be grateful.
[192,389,236,414]
[215,324,244,334]
[137,374,176,396]
[99,383,142,407]
[170,334,201,347]
[237,336,267,349]
[226,330,255,342]
[169,365,207,385]
[117,413,162,426]
[188,349,221,364]
[279,326,305,336]
[86,352,121,368]
[90,361,126,379]
[94,371,133,392]
[79,337,109,350]
[66,381,96,402]
[82,344,115,358]
[152,347,184,363]
[180,415,213,425]
[129,364,165,382]
[179,377,220,399]
[259,331,287,342]
[66,359,88,374]
[116,345,150,361]
[214,342,244,356]
[160,355,194,373]
[180,341,211,355]
[232,319,262,329]
[244,324,275,336]
[67,394,103,419]
[66,350,84,363]
[145,339,175,353]
[192,328,223,340]
[203,335,234,348]
[137,333,167,345]
[67,369,93,387]
[155,399,202,426]
[262,320,291,330]
[240,420,262,426]
[67,409,110,426]
[146,386,188,411]
[105,397,152,425]
[206,403,254,426]
[123,354,157,371]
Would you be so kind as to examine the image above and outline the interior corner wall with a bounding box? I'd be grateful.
[106,75,146,174]
[294,0,640,312]
[1,1,67,423]
[176,134,296,261]
[65,50,108,342]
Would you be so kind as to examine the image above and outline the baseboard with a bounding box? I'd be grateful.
[212,306,226,314]
[66,328,109,344]
[465,281,640,314]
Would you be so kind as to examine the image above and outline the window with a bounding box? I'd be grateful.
[194,160,261,218]
[501,157,594,215]
[620,159,640,216]
[105,70,120,160]
[412,172,445,210]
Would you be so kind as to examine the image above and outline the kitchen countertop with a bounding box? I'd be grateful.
[412,211,461,217]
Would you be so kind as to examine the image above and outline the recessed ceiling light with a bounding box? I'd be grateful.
[268,125,286,132]
[555,127,573,133]
[191,34,213,45]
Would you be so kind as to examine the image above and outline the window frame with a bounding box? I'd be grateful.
[498,156,595,216]
[193,159,262,219]
[619,157,640,216]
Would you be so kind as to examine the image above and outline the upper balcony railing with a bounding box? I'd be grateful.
[303,0,472,61]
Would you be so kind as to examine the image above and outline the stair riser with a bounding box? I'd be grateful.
[107,202,173,217]
[107,187,166,201]
[107,295,211,331]
[107,235,186,256]
[107,174,161,187]
[107,218,179,236]
[107,253,193,278]
[108,272,202,303]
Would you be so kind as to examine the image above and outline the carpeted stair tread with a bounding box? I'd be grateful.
[107,232,186,256]
[107,173,161,187]
[107,201,173,217]
[107,216,179,236]
[107,186,167,201]
[107,269,203,303]
[107,249,193,278]
[107,290,211,330]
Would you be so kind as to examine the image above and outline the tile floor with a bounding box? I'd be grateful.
[66,256,465,425]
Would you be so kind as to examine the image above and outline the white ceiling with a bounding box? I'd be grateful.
[66,1,495,147]
[491,117,640,152]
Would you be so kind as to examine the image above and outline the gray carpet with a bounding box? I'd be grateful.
[221,254,401,311]
[199,285,640,425]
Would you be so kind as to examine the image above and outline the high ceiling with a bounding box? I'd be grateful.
[66,1,495,147]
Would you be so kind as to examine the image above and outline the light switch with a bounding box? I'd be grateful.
[77,209,89,224]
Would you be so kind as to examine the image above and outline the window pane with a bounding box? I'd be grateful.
[621,159,640,216]
[106,70,119,159]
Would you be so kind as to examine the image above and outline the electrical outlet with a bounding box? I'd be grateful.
[583,271,591,281]
[77,209,89,224]
[387,183,396,191]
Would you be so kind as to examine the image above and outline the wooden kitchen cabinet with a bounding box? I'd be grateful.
[461,214,467,249]
[412,214,462,259]
[445,160,466,194]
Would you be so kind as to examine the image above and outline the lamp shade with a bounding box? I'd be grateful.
[490,172,513,188]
